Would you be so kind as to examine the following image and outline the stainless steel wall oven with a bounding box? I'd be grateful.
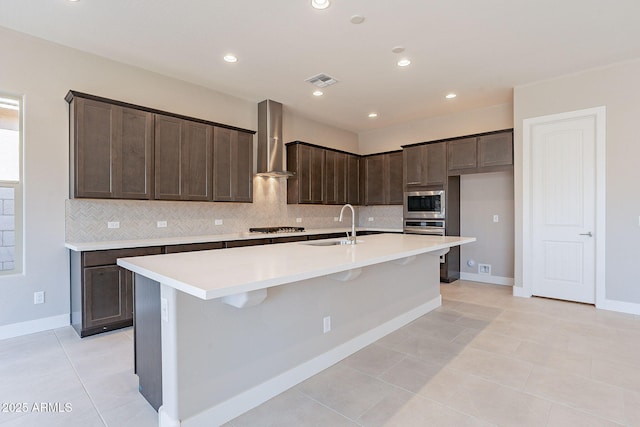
[404,190,445,219]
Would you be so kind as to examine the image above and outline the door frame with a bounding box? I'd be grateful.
[518,106,606,304]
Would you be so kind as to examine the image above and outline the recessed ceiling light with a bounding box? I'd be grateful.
[223,54,238,63]
[445,93,457,99]
[350,15,365,24]
[397,58,411,67]
[313,90,324,97]
[67,0,80,2]
[368,113,378,118]
[391,46,405,54]
[311,0,330,10]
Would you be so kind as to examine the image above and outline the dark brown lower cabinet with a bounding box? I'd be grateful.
[70,246,163,337]
[83,265,132,330]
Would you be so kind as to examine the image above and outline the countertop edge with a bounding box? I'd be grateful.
[65,227,403,251]
[117,236,476,301]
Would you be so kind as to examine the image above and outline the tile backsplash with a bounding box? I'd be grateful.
[66,178,403,242]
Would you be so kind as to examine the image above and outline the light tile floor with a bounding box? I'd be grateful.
[1,281,639,426]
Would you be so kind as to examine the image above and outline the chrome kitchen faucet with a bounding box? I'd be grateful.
[339,204,357,244]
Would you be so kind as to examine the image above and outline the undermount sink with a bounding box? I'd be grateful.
[303,239,364,247]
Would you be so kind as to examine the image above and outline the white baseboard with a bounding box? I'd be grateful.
[459,272,514,286]
[0,313,69,341]
[176,296,442,427]
[512,286,532,298]
[597,298,640,315]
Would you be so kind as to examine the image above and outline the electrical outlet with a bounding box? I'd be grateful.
[323,316,331,333]
[214,219,223,226]
[493,215,499,223]
[478,264,492,275]
[296,218,302,223]
[107,221,120,229]
[34,291,44,304]
[334,217,339,222]
[368,217,374,222]
[157,221,167,228]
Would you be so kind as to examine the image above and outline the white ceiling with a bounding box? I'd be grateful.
[1,0,640,133]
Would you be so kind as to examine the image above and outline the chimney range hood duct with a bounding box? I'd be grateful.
[256,99,293,178]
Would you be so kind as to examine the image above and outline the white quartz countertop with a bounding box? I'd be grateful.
[117,233,475,300]
[64,227,402,251]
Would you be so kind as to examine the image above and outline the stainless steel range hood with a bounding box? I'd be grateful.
[256,99,293,178]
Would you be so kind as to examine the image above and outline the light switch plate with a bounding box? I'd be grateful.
[493,215,499,223]
[214,219,223,226]
[296,218,302,223]
[157,220,167,228]
[107,221,120,229]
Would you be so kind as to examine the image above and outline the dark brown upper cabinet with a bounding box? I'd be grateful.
[213,127,254,202]
[346,154,361,205]
[478,131,513,169]
[67,91,256,203]
[447,130,513,175]
[447,137,478,174]
[404,142,446,188]
[363,151,403,205]
[154,115,213,201]
[287,143,325,204]
[69,97,154,199]
[324,150,347,205]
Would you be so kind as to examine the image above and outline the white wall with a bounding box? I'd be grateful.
[359,103,516,285]
[284,107,359,153]
[460,172,514,282]
[0,26,359,332]
[514,59,640,306]
[358,103,513,154]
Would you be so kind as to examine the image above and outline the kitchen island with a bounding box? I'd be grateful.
[117,233,474,427]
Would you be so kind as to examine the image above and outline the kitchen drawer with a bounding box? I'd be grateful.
[82,246,163,267]
[225,238,271,248]
[307,232,347,241]
[165,242,224,254]
[270,235,308,244]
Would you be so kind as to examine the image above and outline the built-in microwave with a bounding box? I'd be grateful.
[404,190,445,219]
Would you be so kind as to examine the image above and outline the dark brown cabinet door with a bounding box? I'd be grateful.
[233,131,254,202]
[347,154,360,205]
[83,265,129,329]
[72,98,153,199]
[364,152,403,205]
[324,151,347,205]
[119,107,154,199]
[213,127,253,202]
[364,154,385,205]
[447,137,477,174]
[424,142,447,186]
[324,150,337,204]
[478,131,513,168]
[287,144,325,204]
[403,145,424,187]
[73,98,115,198]
[154,115,213,201]
[387,151,404,205]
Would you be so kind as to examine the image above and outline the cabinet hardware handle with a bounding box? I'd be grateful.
[579,232,593,237]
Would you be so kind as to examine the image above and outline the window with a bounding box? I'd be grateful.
[0,95,21,274]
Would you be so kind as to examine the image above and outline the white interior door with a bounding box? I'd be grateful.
[530,115,596,303]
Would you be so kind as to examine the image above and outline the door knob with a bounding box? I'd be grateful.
[579,232,593,237]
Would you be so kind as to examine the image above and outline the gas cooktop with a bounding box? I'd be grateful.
[249,226,305,234]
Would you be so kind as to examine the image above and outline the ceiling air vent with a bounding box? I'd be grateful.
[305,73,338,88]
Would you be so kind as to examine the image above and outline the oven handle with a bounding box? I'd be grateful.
[403,227,445,236]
